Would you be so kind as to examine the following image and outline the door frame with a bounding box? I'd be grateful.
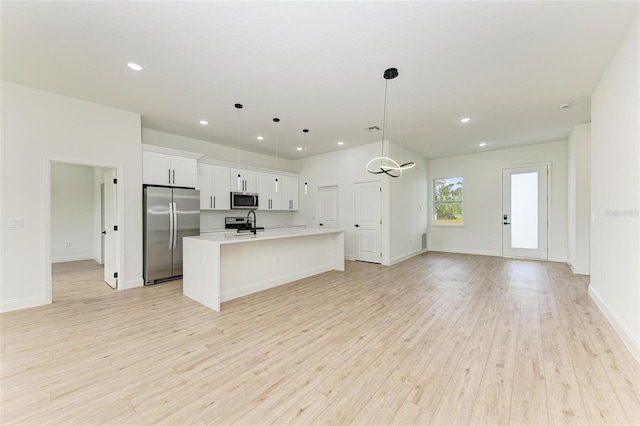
[353,179,382,264]
[500,162,551,259]
[44,156,125,303]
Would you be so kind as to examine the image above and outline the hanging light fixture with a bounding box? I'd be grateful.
[366,67,415,177]
[234,103,244,189]
[273,117,280,193]
[302,128,310,195]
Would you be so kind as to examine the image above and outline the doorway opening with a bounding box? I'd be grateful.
[47,159,121,302]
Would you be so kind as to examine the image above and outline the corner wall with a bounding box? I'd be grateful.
[589,15,639,362]
[0,82,142,312]
[567,123,591,275]
[427,140,568,261]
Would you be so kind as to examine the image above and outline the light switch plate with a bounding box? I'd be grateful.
[9,218,24,228]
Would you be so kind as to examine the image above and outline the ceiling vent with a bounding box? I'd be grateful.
[366,125,381,132]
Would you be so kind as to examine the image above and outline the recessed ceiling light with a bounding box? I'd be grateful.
[256,136,264,141]
[460,117,471,123]
[479,142,487,147]
[199,120,208,125]
[296,147,303,151]
[337,141,344,146]
[127,62,143,71]
[560,103,572,109]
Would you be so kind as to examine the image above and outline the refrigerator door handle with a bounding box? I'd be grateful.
[173,202,178,249]
[168,202,174,249]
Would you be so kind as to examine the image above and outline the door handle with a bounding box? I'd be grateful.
[213,196,216,209]
[210,196,213,209]
[173,202,178,249]
[102,230,107,235]
[319,223,323,226]
[172,169,175,185]
[168,202,174,249]
[503,222,511,225]
[354,224,360,227]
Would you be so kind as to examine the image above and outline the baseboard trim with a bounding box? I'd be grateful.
[51,255,94,264]
[588,285,640,364]
[389,249,429,266]
[124,278,144,290]
[0,294,49,313]
[426,246,500,257]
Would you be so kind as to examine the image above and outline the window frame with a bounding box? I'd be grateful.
[432,176,464,226]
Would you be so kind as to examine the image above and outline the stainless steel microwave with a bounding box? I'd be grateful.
[231,192,259,209]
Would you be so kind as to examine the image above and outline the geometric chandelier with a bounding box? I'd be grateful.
[366,67,415,177]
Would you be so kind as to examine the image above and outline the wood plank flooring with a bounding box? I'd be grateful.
[1,253,640,425]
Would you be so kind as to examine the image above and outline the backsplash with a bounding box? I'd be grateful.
[200,210,296,232]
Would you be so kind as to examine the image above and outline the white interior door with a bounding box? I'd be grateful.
[103,169,118,288]
[354,181,381,263]
[502,165,548,259]
[317,185,338,229]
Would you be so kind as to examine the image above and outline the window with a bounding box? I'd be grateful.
[433,177,463,225]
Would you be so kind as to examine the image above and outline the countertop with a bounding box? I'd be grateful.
[187,227,343,245]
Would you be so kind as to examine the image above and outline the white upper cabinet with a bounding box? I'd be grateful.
[197,164,231,210]
[230,168,256,193]
[281,176,299,211]
[143,151,197,188]
[257,172,281,210]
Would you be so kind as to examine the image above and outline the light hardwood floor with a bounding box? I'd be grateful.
[1,253,639,425]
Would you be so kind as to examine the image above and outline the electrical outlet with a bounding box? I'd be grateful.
[275,255,280,264]
[66,242,71,247]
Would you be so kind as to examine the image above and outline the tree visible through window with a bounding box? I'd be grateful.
[433,177,463,224]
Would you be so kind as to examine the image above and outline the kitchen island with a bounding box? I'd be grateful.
[183,228,344,311]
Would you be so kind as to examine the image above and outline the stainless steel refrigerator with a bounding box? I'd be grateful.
[143,186,200,285]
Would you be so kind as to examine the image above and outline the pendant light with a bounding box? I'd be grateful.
[366,67,415,177]
[302,128,309,195]
[273,117,280,193]
[235,103,244,190]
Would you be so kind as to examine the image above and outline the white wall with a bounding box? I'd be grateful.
[567,123,591,275]
[589,16,639,362]
[50,163,95,263]
[0,82,142,312]
[296,142,383,260]
[143,128,299,173]
[388,142,428,264]
[427,140,568,261]
[296,141,428,263]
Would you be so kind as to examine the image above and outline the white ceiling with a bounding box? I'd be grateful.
[1,1,637,160]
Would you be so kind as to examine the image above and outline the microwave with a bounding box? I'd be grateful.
[231,192,259,210]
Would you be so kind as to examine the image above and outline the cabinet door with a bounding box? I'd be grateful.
[171,156,197,188]
[257,172,281,210]
[229,168,257,193]
[211,166,230,210]
[281,176,299,210]
[243,170,257,193]
[143,151,172,186]
[197,164,213,209]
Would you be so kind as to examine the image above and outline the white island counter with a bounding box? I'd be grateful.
[183,228,344,311]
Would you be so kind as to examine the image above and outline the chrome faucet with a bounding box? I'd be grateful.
[247,210,257,234]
